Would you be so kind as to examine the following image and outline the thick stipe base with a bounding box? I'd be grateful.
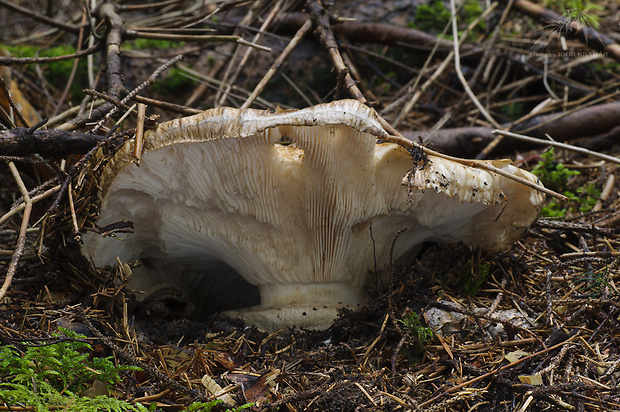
[223,282,366,331]
[223,303,356,331]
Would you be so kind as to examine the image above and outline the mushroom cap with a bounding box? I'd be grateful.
[81,100,543,331]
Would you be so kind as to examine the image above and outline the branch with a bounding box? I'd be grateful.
[98,3,126,101]
[0,0,84,34]
[407,102,620,156]
[277,12,481,56]
[0,128,104,156]
[307,0,366,102]
[0,44,103,66]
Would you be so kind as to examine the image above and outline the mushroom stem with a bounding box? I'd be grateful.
[224,282,367,331]
[260,283,366,307]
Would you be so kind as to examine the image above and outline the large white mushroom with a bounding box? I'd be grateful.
[81,100,544,331]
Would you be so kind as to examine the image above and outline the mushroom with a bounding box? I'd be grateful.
[81,100,543,331]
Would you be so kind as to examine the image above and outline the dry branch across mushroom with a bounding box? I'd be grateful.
[81,100,544,332]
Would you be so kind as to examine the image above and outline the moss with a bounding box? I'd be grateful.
[5,44,89,102]
[408,0,485,35]
[124,38,186,50]
[151,67,198,94]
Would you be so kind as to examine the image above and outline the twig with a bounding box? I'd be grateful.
[124,30,271,52]
[394,1,497,128]
[0,0,84,33]
[90,55,182,133]
[307,0,366,102]
[83,89,131,111]
[0,76,29,128]
[593,174,615,212]
[47,100,105,128]
[67,182,80,242]
[0,163,33,300]
[217,0,283,106]
[449,0,501,129]
[560,251,620,259]
[133,95,201,115]
[52,12,88,117]
[134,103,146,164]
[378,120,567,201]
[393,28,452,128]
[492,129,620,165]
[242,19,313,109]
[0,185,61,227]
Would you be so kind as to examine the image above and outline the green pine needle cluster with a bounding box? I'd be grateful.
[398,311,433,363]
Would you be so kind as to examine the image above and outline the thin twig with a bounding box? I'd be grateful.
[134,103,147,164]
[307,0,366,102]
[217,0,283,106]
[242,19,313,109]
[124,30,271,52]
[0,76,29,128]
[378,117,567,201]
[449,0,501,129]
[0,163,33,300]
[0,43,103,66]
[0,186,61,227]
[394,1,497,128]
[0,0,84,33]
[52,12,88,118]
[90,55,182,133]
[593,174,615,212]
[492,129,620,165]
[67,182,80,242]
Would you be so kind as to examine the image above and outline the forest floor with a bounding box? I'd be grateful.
[1,0,620,411]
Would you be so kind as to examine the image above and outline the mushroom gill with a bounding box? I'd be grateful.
[81,100,544,331]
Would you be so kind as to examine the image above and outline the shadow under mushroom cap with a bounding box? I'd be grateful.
[81,100,544,331]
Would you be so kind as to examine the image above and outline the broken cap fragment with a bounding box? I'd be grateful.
[81,100,544,331]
